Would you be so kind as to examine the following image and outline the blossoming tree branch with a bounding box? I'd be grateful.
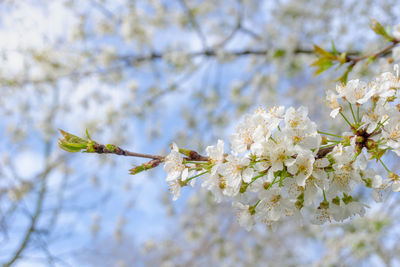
[59,20,400,231]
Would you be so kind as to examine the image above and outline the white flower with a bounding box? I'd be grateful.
[230,107,283,154]
[370,72,399,99]
[326,145,362,198]
[382,118,400,155]
[201,172,225,203]
[281,177,304,200]
[325,90,341,118]
[266,137,295,172]
[392,180,400,192]
[286,149,315,186]
[392,23,400,40]
[336,79,372,105]
[311,208,331,225]
[169,180,182,201]
[303,158,330,205]
[393,46,400,62]
[330,201,367,222]
[362,99,390,134]
[219,155,252,196]
[233,202,255,231]
[206,139,225,175]
[164,143,188,182]
[361,170,388,202]
[255,188,287,222]
[206,139,225,162]
[282,106,321,150]
[284,106,309,130]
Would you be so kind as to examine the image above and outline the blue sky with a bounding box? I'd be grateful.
[2,1,400,266]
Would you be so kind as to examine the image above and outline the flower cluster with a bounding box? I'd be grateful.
[164,66,400,231]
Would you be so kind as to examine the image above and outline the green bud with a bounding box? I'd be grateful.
[58,129,89,153]
[105,144,117,152]
[248,205,256,215]
[129,159,162,175]
[319,200,329,209]
[295,200,303,210]
[332,196,340,205]
[342,193,354,204]
[370,19,393,41]
[263,182,271,190]
[240,182,248,193]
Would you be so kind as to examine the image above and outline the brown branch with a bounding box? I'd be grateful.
[345,39,400,64]
[178,0,208,48]
[3,165,50,267]
[316,145,336,159]
[121,48,358,64]
[92,143,164,160]
[6,46,362,88]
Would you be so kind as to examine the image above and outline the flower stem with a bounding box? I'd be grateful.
[379,158,390,173]
[340,111,353,127]
[317,130,343,138]
[184,161,208,164]
[187,170,209,181]
[349,103,357,124]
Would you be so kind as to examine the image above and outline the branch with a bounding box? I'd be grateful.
[3,157,51,267]
[91,143,163,160]
[120,47,357,64]
[312,19,400,82]
[178,0,208,48]
[345,40,400,64]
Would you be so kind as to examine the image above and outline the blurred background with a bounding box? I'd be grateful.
[1,0,400,266]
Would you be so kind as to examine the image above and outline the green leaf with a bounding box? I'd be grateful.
[59,129,87,144]
[313,45,335,59]
[85,129,92,140]
[331,40,338,56]
[58,129,90,153]
[58,142,87,153]
[370,19,393,41]
[311,57,334,76]
[336,64,354,83]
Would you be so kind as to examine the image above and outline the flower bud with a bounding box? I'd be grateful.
[219,179,226,189]
[366,139,376,150]
[318,200,329,209]
[332,196,340,205]
[388,172,399,181]
[355,135,364,143]
[321,136,328,145]
[263,182,271,190]
[248,206,256,215]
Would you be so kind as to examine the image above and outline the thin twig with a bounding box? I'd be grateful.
[92,143,164,160]
[178,0,208,48]
[345,39,400,64]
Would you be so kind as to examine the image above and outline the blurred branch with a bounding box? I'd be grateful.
[178,0,208,48]
[4,46,360,88]
[312,19,400,82]
[345,40,399,64]
[120,47,355,63]
[90,0,116,19]
[3,153,51,267]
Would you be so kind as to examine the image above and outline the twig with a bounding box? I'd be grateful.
[345,39,400,64]
[178,0,208,48]
[92,143,164,160]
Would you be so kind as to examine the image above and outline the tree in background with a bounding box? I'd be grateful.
[1,0,400,266]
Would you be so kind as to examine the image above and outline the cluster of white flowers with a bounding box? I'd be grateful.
[163,67,400,231]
